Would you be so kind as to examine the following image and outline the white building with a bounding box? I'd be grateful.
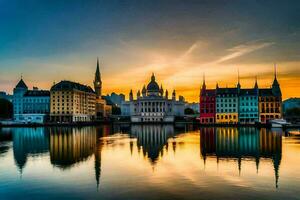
[13,78,50,123]
[121,74,185,122]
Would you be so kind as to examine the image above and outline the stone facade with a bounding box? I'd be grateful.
[121,74,185,122]
[50,81,96,122]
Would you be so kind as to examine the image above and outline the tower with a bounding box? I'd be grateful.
[254,76,258,89]
[94,58,102,98]
[129,89,133,101]
[160,84,164,96]
[165,90,169,99]
[142,85,146,97]
[272,64,281,96]
[137,90,141,98]
[172,90,176,100]
[237,69,241,93]
[201,73,206,95]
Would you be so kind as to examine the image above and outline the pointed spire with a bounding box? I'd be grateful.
[129,89,133,101]
[254,76,258,89]
[202,72,206,90]
[94,57,102,98]
[96,57,100,77]
[237,68,241,90]
[238,68,240,83]
[151,73,155,81]
[274,63,277,80]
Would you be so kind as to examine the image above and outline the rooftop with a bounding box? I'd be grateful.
[51,80,95,93]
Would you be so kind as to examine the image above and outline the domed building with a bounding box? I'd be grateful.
[121,74,185,122]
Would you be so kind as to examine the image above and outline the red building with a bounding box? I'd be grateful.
[199,78,216,124]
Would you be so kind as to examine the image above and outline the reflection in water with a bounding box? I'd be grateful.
[12,128,49,173]
[49,127,97,169]
[0,124,292,198]
[200,127,282,187]
[130,125,176,164]
[0,129,12,157]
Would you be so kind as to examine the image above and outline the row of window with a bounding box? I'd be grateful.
[216,109,237,113]
[216,98,237,102]
[217,104,237,108]
[23,98,49,103]
[239,113,258,117]
[216,115,237,120]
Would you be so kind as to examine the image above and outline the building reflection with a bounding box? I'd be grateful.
[12,128,50,173]
[130,125,176,164]
[200,127,282,188]
[49,127,97,169]
[0,128,13,157]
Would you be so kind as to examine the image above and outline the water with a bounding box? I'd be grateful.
[0,125,299,200]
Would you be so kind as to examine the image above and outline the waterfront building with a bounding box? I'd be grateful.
[121,73,185,122]
[50,81,96,122]
[215,85,239,124]
[199,76,216,124]
[13,78,50,123]
[238,79,259,123]
[259,68,282,123]
[94,58,112,119]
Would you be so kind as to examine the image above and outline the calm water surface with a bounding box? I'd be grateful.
[0,125,299,200]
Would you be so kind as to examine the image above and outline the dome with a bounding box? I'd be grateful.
[146,74,159,92]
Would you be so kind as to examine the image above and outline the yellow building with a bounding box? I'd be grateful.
[215,87,239,124]
[259,70,282,123]
[216,113,239,124]
[259,92,282,123]
[50,81,96,122]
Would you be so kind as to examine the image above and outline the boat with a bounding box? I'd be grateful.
[269,119,291,128]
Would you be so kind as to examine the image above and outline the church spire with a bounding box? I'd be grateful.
[274,63,277,80]
[254,76,258,89]
[272,63,281,96]
[237,68,241,90]
[203,72,205,84]
[94,57,102,98]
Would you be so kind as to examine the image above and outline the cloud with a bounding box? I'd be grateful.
[215,41,275,64]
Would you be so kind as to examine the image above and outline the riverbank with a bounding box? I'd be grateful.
[1,120,300,129]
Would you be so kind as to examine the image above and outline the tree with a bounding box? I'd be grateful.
[285,107,300,117]
[112,106,121,115]
[184,108,195,115]
[0,98,13,119]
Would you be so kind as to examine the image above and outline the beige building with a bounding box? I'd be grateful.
[94,58,112,119]
[50,81,96,122]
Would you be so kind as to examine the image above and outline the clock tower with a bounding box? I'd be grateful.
[94,58,102,98]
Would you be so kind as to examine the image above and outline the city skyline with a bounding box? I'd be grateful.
[0,0,300,102]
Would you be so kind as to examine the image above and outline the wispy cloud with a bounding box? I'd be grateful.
[215,41,275,64]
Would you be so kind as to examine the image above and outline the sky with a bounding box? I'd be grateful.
[0,0,299,102]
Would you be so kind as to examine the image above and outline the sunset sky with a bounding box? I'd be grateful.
[0,0,299,102]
